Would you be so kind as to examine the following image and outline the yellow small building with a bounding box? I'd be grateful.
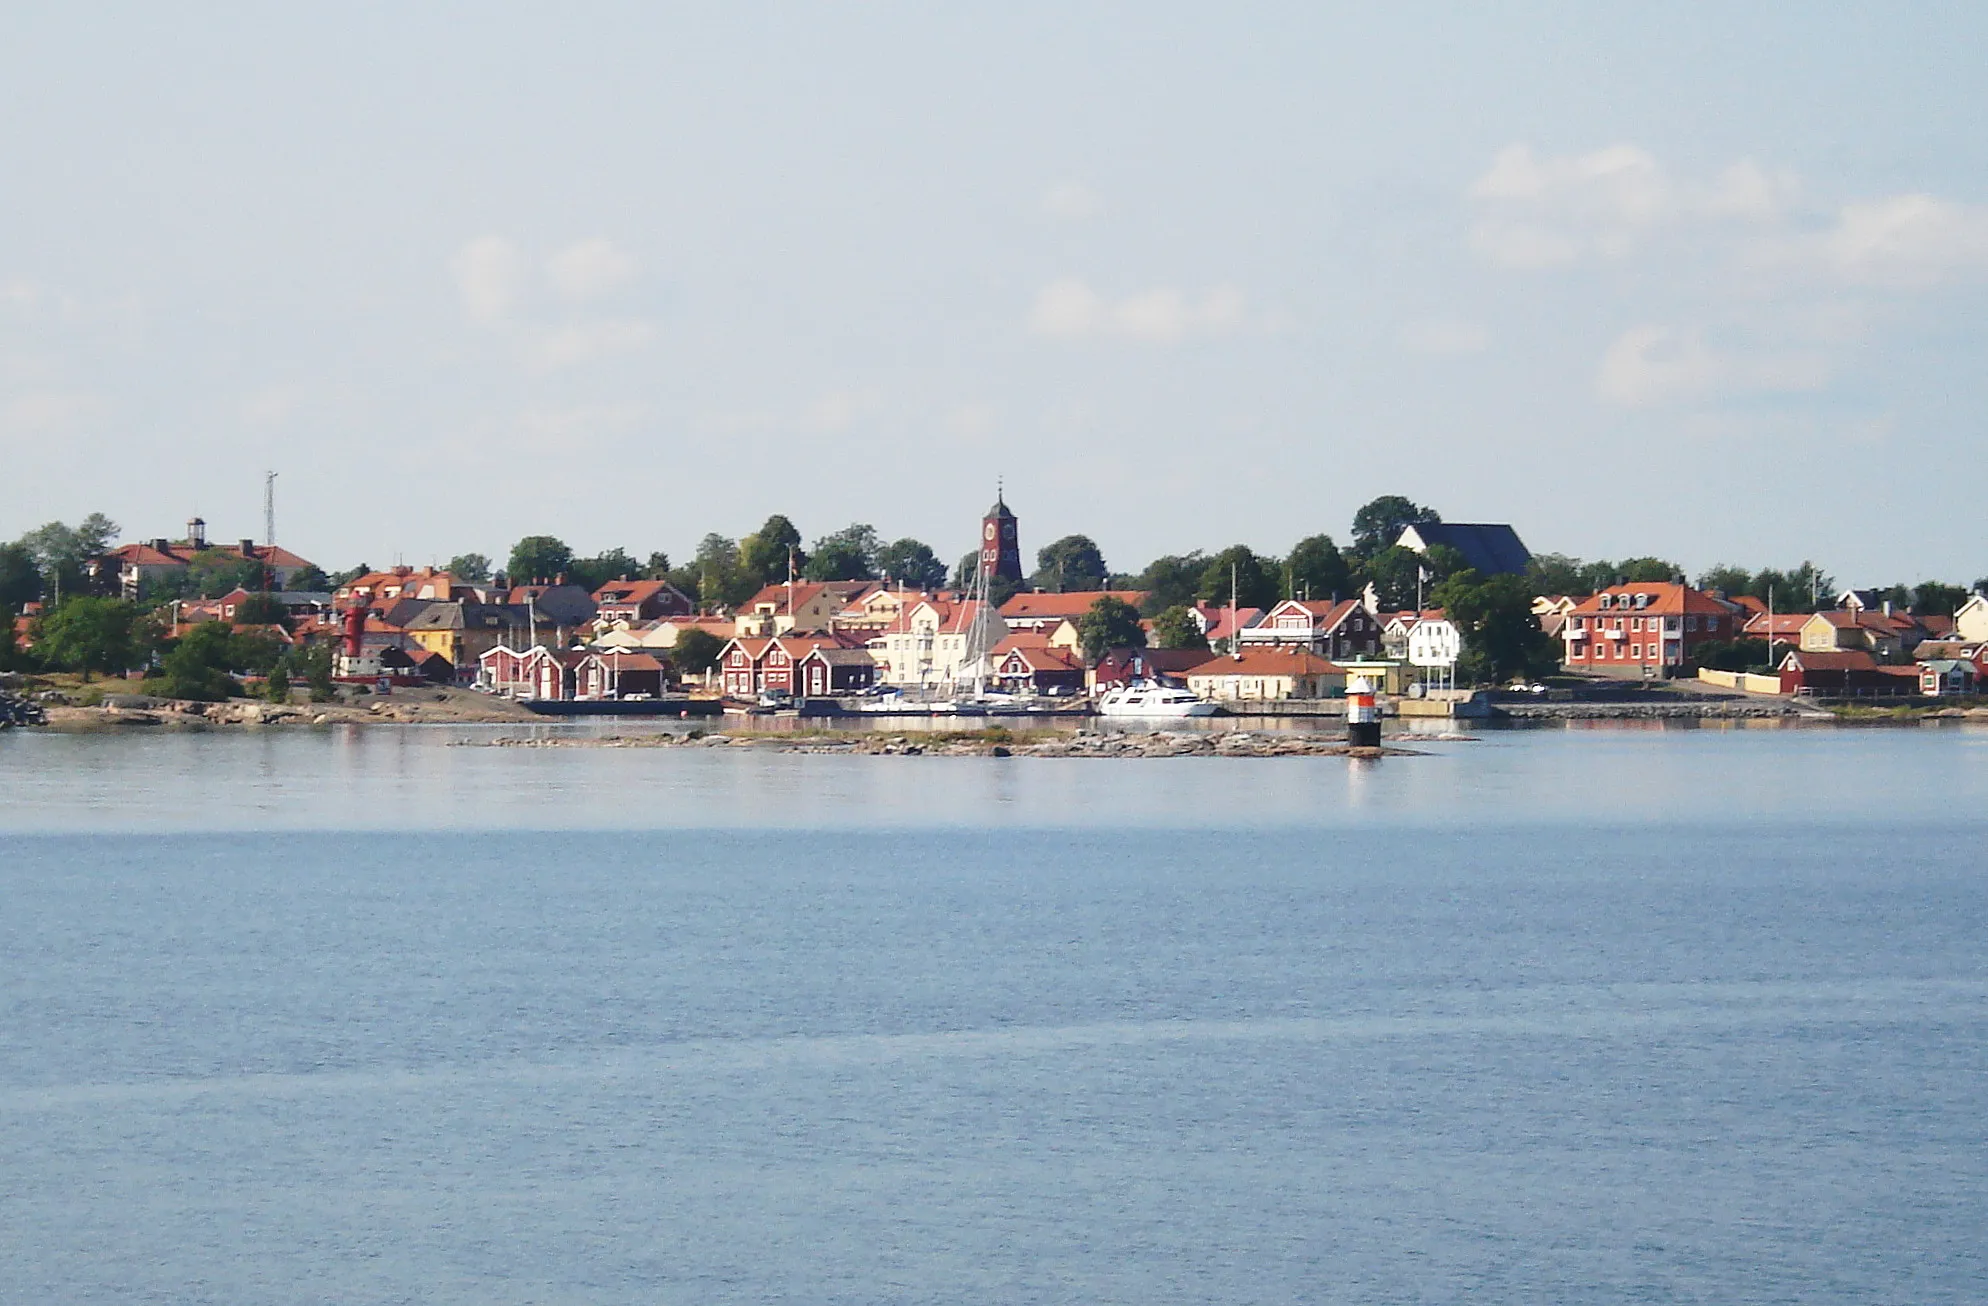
[1185,648,1348,702]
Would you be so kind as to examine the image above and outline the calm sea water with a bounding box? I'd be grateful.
[2,725,1984,1303]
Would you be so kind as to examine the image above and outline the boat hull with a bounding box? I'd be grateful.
[1095,700,1222,719]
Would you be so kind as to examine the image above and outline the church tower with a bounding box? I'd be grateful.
[980,487,1022,584]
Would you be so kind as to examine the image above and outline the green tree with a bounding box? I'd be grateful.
[643,551,673,580]
[184,549,268,597]
[0,541,40,611]
[875,538,946,589]
[445,553,492,584]
[1695,564,1753,597]
[285,564,333,593]
[0,611,23,671]
[507,535,574,585]
[1135,552,1208,615]
[804,523,880,581]
[1349,495,1439,561]
[31,597,146,680]
[951,552,978,590]
[264,664,291,704]
[1284,534,1350,602]
[1527,552,1603,597]
[1075,594,1146,661]
[290,643,336,702]
[569,547,640,591]
[1429,570,1558,685]
[148,621,240,701]
[20,514,120,600]
[1691,638,1773,673]
[331,563,371,586]
[739,515,805,585]
[1912,581,1968,615]
[1195,546,1279,610]
[231,593,291,628]
[1616,557,1682,584]
[1356,545,1425,611]
[1149,605,1209,650]
[1031,535,1108,592]
[689,534,755,608]
[670,627,726,677]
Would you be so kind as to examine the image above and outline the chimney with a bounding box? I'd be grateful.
[153,538,170,552]
[240,539,256,557]
[1883,600,1894,617]
[187,517,207,549]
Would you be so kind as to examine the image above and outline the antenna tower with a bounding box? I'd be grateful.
[263,470,278,592]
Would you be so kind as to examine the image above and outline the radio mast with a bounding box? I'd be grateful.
[262,470,277,592]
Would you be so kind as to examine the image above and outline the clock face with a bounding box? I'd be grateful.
[984,523,996,541]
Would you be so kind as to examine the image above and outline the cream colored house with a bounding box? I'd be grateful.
[1184,648,1347,702]
[866,598,1008,689]
[734,581,876,637]
[1953,594,1988,643]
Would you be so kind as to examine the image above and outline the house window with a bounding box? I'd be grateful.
[1630,644,1642,659]
[1686,616,1698,632]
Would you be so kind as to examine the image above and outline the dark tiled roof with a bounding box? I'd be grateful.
[1401,522,1532,576]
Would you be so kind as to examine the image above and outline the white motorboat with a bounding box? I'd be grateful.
[1095,679,1220,718]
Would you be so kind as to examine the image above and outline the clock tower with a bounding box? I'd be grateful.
[980,488,1022,585]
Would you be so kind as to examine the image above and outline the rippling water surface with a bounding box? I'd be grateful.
[2,725,1984,1302]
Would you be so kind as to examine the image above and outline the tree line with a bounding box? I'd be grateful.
[9,495,1988,690]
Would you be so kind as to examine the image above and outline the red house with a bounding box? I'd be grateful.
[993,644,1085,694]
[1562,583,1741,678]
[796,646,877,696]
[591,579,693,626]
[578,650,668,699]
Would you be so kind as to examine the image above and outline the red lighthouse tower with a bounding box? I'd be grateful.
[980,486,1022,585]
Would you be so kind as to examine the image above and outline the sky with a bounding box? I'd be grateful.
[3,3,1986,585]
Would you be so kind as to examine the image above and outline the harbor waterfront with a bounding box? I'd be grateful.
[3,725,1985,1303]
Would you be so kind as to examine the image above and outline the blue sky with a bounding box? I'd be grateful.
[3,4,1985,583]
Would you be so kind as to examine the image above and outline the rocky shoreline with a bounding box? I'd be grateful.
[476,729,1433,759]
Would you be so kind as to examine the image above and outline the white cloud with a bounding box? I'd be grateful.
[546,238,638,301]
[1595,325,1828,408]
[1040,182,1104,222]
[450,236,526,322]
[1031,279,1103,336]
[1401,318,1490,356]
[1030,279,1249,343]
[524,319,657,371]
[1817,193,1988,289]
[1469,144,1795,268]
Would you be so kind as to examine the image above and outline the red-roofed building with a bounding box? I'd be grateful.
[735,581,877,637]
[591,578,693,628]
[578,650,668,699]
[103,518,317,599]
[1778,649,1918,697]
[1088,646,1222,689]
[1183,647,1348,702]
[992,643,1085,695]
[1562,583,1741,677]
[999,590,1148,634]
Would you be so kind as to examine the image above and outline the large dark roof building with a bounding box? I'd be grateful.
[1396,522,1532,577]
